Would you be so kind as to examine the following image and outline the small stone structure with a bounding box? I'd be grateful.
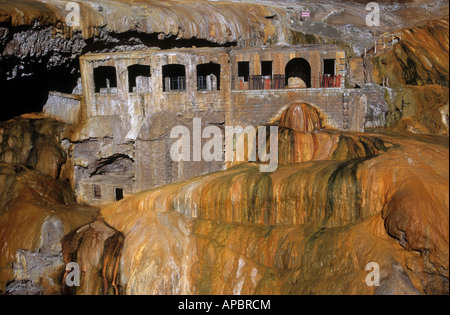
[43,92,81,124]
[43,45,388,204]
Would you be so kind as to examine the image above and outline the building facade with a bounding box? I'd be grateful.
[44,45,387,204]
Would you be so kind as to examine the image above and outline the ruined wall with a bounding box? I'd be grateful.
[72,48,233,204]
[80,48,231,118]
[70,46,375,204]
[355,84,390,129]
[230,84,387,132]
[73,110,227,205]
[134,110,226,194]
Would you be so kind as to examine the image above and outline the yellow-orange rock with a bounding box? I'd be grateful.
[0,163,98,294]
[67,127,448,294]
[371,18,449,132]
[279,103,324,132]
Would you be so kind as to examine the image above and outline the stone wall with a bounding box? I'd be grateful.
[79,48,231,118]
[229,85,388,132]
[134,110,226,194]
[361,84,389,128]
[230,88,348,130]
[43,92,81,124]
[229,45,346,89]
[72,108,227,204]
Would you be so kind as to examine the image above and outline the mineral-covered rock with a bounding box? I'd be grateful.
[63,103,448,295]
[0,162,98,294]
[370,18,449,132]
[0,117,98,294]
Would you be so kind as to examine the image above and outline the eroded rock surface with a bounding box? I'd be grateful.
[64,103,449,295]
[0,117,98,295]
[370,18,449,133]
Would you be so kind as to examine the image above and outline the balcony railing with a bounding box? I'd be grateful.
[198,75,219,91]
[233,74,342,90]
[165,76,186,91]
[198,76,208,91]
[233,75,286,90]
[319,74,342,88]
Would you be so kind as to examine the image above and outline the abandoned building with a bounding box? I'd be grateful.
[43,45,388,205]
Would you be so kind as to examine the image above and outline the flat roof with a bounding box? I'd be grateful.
[81,47,229,61]
[229,44,342,54]
[81,44,343,61]
[81,48,161,61]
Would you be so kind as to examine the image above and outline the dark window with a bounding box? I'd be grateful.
[261,61,273,77]
[237,62,250,82]
[197,62,221,91]
[162,64,186,92]
[323,59,335,76]
[128,65,151,93]
[115,188,124,201]
[285,58,311,88]
[93,185,101,199]
[94,66,117,93]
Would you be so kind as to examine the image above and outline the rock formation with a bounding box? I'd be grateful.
[370,18,449,133]
[63,103,448,295]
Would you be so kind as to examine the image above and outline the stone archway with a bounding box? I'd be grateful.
[285,58,311,88]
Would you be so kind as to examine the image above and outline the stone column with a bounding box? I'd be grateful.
[310,51,321,88]
[80,58,95,118]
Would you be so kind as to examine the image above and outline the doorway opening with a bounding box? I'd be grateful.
[115,187,124,201]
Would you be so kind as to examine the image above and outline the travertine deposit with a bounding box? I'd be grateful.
[0,117,98,294]
[65,103,448,295]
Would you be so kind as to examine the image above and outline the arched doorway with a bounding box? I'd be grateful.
[285,58,311,88]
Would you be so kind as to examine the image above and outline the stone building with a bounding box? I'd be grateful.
[44,45,388,205]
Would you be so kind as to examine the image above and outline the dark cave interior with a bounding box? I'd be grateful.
[0,29,236,122]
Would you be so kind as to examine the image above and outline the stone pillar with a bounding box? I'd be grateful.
[116,61,128,98]
[336,51,346,88]
[310,51,321,88]
[80,58,95,118]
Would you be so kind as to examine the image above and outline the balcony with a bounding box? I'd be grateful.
[233,75,286,91]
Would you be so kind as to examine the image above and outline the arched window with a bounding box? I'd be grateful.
[94,66,117,93]
[285,58,311,88]
[197,62,221,91]
[162,64,186,92]
[128,64,151,93]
